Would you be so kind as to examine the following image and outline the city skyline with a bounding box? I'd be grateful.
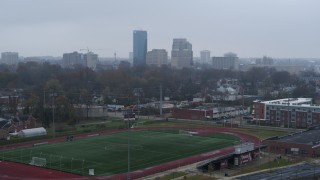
[0,0,319,58]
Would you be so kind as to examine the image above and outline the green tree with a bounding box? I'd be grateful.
[23,94,40,115]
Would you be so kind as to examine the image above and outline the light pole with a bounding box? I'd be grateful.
[51,93,57,138]
[287,97,290,129]
[133,88,143,122]
[258,118,261,166]
[127,109,131,180]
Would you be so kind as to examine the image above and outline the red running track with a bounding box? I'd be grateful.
[0,127,259,180]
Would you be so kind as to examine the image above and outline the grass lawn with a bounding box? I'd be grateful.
[158,171,187,180]
[140,120,290,140]
[236,128,289,140]
[1,130,239,176]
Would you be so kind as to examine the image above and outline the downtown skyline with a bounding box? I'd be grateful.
[0,0,320,58]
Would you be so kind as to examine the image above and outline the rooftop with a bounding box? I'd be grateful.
[275,128,320,147]
[260,98,312,106]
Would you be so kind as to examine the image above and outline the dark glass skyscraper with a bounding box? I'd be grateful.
[133,30,147,66]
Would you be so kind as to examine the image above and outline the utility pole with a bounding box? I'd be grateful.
[160,84,163,117]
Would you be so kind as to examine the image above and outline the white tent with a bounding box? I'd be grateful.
[18,127,47,138]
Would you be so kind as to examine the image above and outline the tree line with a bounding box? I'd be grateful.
[0,62,317,127]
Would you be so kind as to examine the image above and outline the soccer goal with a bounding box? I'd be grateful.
[30,157,47,167]
[135,121,144,127]
[179,130,198,136]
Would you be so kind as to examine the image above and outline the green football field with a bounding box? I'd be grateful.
[1,130,239,176]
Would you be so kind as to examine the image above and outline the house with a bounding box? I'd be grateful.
[0,118,16,140]
[11,115,37,131]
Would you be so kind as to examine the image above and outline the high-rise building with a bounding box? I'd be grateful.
[171,38,193,69]
[62,51,98,70]
[84,52,98,70]
[133,30,147,66]
[129,52,133,65]
[146,49,168,67]
[1,52,19,65]
[200,50,210,64]
[212,52,238,70]
[62,51,84,68]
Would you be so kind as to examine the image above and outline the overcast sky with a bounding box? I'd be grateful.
[0,0,319,58]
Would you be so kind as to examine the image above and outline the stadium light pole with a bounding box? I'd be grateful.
[288,97,290,129]
[127,109,131,180]
[258,119,261,166]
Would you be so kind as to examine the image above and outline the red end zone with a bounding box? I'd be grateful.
[0,127,259,180]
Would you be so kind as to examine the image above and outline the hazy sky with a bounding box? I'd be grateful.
[1,0,319,58]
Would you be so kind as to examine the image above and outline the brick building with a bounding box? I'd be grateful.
[172,108,213,120]
[253,98,320,128]
[263,126,320,157]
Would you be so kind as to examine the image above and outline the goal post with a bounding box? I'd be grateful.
[179,130,198,136]
[179,130,192,136]
[30,157,47,167]
[135,121,144,127]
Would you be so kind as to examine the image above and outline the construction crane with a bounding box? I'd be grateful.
[79,47,106,53]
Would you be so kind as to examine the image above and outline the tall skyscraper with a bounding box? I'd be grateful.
[1,52,19,65]
[133,30,147,66]
[146,49,168,67]
[171,38,193,69]
[200,50,210,64]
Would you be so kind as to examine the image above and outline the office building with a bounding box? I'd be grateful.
[62,51,84,68]
[146,49,168,67]
[129,52,133,65]
[171,38,193,69]
[212,52,238,70]
[200,50,210,64]
[253,98,320,128]
[133,30,147,66]
[1,52,19,65]
[62,51,98,70]
[255,56,274,65]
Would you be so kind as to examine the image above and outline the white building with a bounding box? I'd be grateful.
[200,50,210,64]
[146,49,168,67]
[18,127,47,138]
[1,52,19,65]
[84,52,98,70]
[129,52,133,65]
[171,39,193,69]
